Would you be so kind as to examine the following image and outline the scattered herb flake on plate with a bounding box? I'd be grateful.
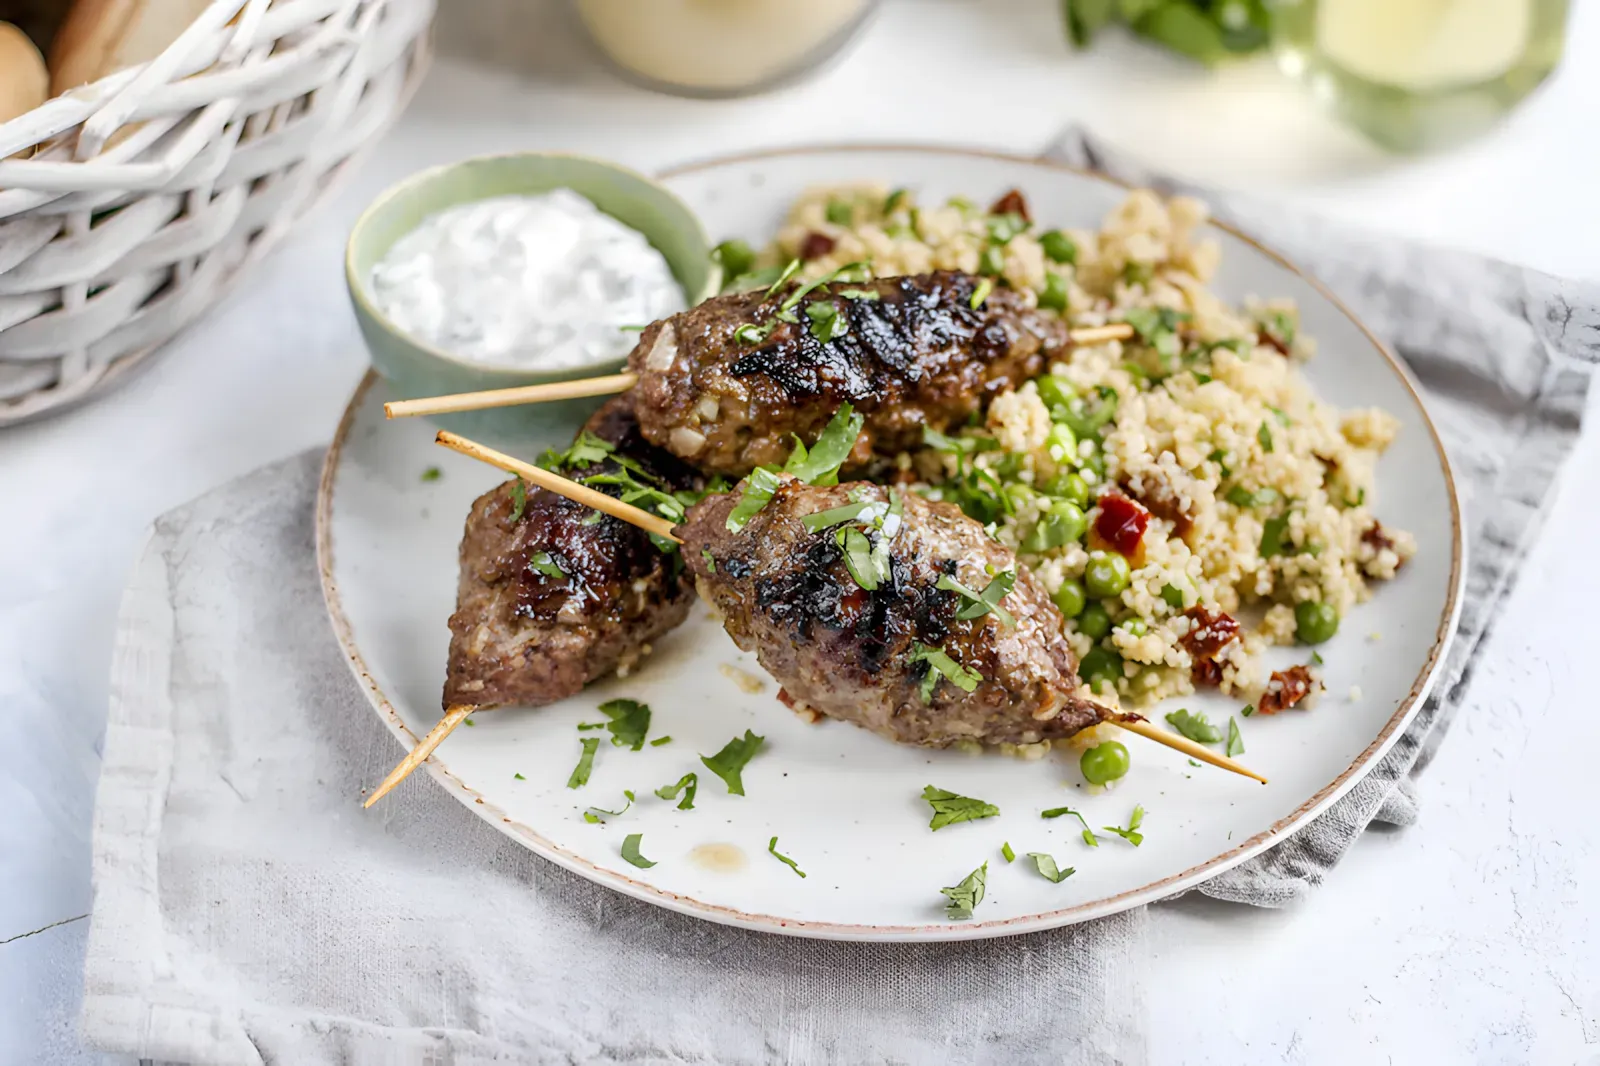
[1226,717,1245,757]
[1026,852,1075,884]
[700,730,765,795]
[1165,708,1223,744]
[1001,842,1016,863]
[1041,806,1100,847]
[922,785,1000,831]
[566,737,599,789]
[584,790,635,823]
[1103,805,1146,846]
[768,837,806,878]
[420,466,441,482]
[940,862,988,920]
[620,833,655,869]
[598,698,651,750]
[654,772,698,811]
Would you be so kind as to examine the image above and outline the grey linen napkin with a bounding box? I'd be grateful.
[82,136,1597,1065]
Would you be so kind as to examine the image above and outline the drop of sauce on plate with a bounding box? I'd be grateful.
[688,842,746,873]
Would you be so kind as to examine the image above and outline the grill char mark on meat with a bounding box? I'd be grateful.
[628,271,1070,476]
[680,479,1105,747]
[441,396,695,711]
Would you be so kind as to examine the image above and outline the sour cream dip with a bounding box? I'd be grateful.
[368,188,685,370]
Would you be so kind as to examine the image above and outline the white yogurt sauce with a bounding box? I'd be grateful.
[369,188,685,369]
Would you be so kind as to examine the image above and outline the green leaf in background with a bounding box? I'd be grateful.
[1133,2,1229,66]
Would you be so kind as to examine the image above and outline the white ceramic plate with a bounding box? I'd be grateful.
[318,146,1463,941]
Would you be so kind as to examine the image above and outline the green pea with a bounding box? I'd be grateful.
[1080,740,1130,785]
[1294,600,1340,645]
[825,199,853,226]
[1077,601,1112,640]
[1022,501,1087,553]
[1046,423,1078,464]
[1120,618,1148,637]
[1079,647,1123,694]
[1035,374,1077,411]
[711,239,754,281]
[1052,579,1087,619]
[1039,271,1069,312]
[1040,229,1078,265]
[1045,471,1091,507]
[1084,551,1132,599]
[979,244,1006,277]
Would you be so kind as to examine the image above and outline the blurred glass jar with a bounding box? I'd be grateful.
[1272,0,1570,152]
[573,0,880,98]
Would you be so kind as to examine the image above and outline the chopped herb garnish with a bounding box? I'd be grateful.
[1208,448,1232,477]
[908,643,983,701]
[598,698,651,751]
[618,324,646,333]
[508,480,528,522]
[805,300,849,343]
[969,277,994,309]
[578,722,606,731]
[1026,852,1075,884]
[937,569,1017,627]
[768,836,806,878]
[921,785,1000,831]
[584,790,635,822]
[1270,406,1292,426]
[726,466,783,533]
[527,551,566,580]
[545,431,616,470]
[1002,842,1016,863]
[1193,371,1213,384]
[1344,488,1367,508]
[985,211,1029,245]
[514,772,526,780]
[620,833,655,869]
[1166,708,1223,744]
[1226,716,1245,758]
[1121,261,1153,287]
[1257,421,1274,453]
[1160,583,1186,610]
[420,466,441,482]
[1187,759,1201,767]
[653,772,697,810]
[700,548,716,572]
[922,426,1000,455]
[566,737,599,789]
[1040,229,1077,264]
[837,526,889,590]
[700,730,765,796]
[825,199,853,226]
[836,288,880,301]
[1041,806,1100,847]
[764,258,801,297]
[940,862,988,920]
[650,735,673,747]
[801,501,873,533]
[1103,805,1145,846]
[1311,651,1325,665]
[1241,703,1256,717]
[733,321,778,345]
[1259,514,1290,557]
[784,403,864,487]
[884,187,910,213]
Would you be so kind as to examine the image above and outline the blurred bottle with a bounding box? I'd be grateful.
[1272,0,1570,151]
[573,0,879,98]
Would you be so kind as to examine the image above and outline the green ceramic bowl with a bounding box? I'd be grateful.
[345,153,717,440]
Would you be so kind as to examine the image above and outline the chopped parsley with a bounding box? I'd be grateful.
[1103,805,1146,846]
[620,833,655,869]
[1259,514,1290,557]
[700,730,765,796]
[653,772,697,810]
[908,644,982,701]
[598,698,651,751]
[922,426,1001,456]
[940,862,988,920]
[725,405,865,533]
[1160,583,1186,610]
[1311,651,1325,666]
[937,568,1017,627]
[545,431,616,471]
[1257,421,1275,453]
[1226,716,1245,758]
[764,258,801,297]
[513,772,525,780]
[566,737,599,789]
[650,735,673,747]
[837,526,890,591]
[884,188,909,214]
[733,321,779,345]
[969,277,994,309]
[577,722,606,731]
[420,466,441,482]
[508,480,528,522]
[725,467,783,533]
[584,790,635,823]
[1026,852,1075,884]
[527,551,566,580]
[801,501,873,533]
[805,300,849,343]
[921,785,1000,831]
[1002,842,1016,863]
[700,548,716,573]
[1270,405,1292,426]
[1226,485,1280,509]
[1041,806,1100,847]
[1166,708,1223,744]
[1208,447,1232,477]
[767,837,806,878]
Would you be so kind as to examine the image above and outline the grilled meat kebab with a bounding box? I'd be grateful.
[680,478,1107,747]
[442,396,696,710]
[628,271,1072,476]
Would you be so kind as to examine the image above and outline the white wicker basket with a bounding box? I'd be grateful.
[0,0,435,425]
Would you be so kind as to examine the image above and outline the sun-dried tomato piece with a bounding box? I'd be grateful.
[1093,492,1150,557]
[988,188,1031,224]
[776,687,796,709]
[1122,477,1191,538]
[1257,329,1290,356]
[1179,606,1240,687]
[1258,665,1316,714]
[1362,521,1396,554]
[800,231,837,260]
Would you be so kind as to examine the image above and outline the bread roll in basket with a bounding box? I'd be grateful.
[0,0,435,425]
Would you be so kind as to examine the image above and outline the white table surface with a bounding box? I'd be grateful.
[4,2,1598,1062]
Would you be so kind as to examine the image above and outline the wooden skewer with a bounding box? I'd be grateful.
[383,324,1138,420]
[1115,716,1267,784]
[421,429,1267,787]
[364,704,475,807]
[434,430,681,543]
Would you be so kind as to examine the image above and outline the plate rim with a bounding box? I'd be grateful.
[316,143,1466,942]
